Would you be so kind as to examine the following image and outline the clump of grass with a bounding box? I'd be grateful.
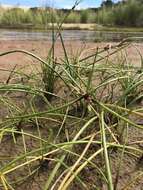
[42,50,57,101]
[1,37,143,190]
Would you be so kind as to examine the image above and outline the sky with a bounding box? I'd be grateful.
[0,0,119,9]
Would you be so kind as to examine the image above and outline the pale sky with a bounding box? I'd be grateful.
[0,0,120,9]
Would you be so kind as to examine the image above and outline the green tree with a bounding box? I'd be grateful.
[101,0,114,7]
[80,10,89,23]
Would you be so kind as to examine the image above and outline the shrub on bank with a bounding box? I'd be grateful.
[1,0,143,27]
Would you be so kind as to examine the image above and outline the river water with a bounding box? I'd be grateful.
[0,29,143,42]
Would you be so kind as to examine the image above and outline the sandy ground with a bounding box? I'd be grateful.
[48,23,96,30]
[0,40,91,82]
[0,40,143,64]
[0,40,143,189]
[0,40,143,83]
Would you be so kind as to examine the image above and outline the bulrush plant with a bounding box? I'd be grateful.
[42,50,57,102]
[0,3,143,190]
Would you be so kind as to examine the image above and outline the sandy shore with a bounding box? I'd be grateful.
[0,40,143,82]
[0,40,143,190]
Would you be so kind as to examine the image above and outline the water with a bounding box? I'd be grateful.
[0,29,95,41]
[0,29,143,42]
[94,31,143,42]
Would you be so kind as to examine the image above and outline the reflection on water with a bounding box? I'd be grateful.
[0,29,95,41]
[94,31,143,42]
[0,29,143,42]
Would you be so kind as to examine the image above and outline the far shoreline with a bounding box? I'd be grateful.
[1,23,143,33]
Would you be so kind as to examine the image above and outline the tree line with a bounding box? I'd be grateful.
[0,0,143,28]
